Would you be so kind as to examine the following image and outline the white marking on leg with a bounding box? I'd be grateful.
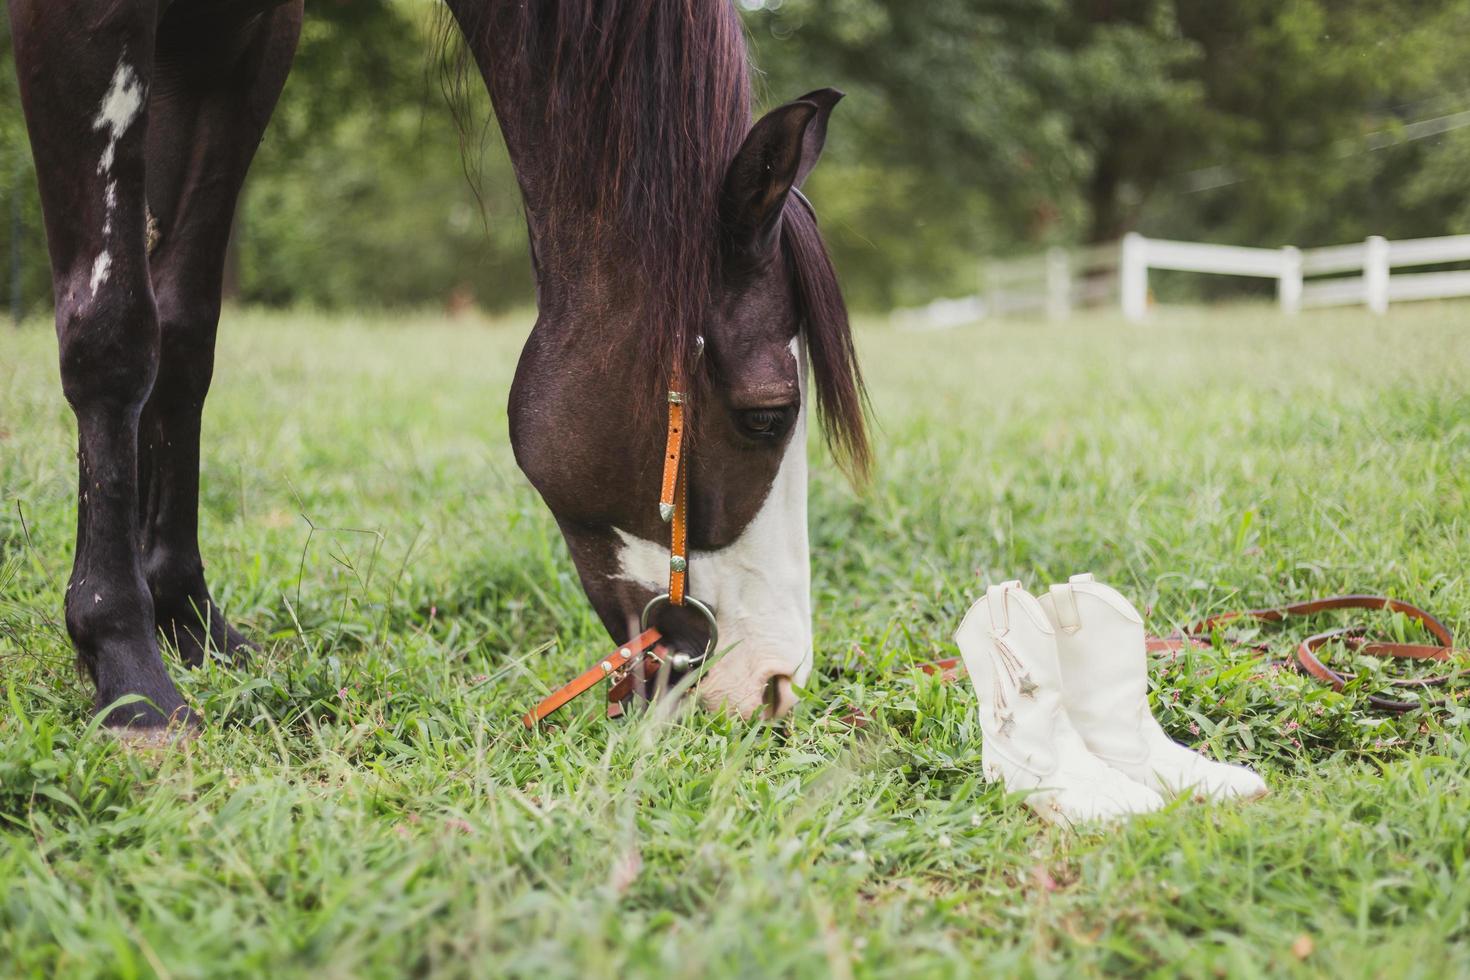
[613,337,813,717]
[93,59,145,175]
[89,57,144,293]
[89,253,112,296]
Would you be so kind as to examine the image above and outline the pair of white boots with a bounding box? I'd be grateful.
[956,574,1266,826]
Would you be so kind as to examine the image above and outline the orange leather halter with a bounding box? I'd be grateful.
[523,347,712,728]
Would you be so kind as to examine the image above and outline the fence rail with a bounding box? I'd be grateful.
[1119,234,1304,320]
[917,231,1470,326]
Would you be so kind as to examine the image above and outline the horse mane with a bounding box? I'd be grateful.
[783,199,870,478]
[448,0,869,477]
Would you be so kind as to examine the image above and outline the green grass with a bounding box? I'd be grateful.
[3,303,1470,978]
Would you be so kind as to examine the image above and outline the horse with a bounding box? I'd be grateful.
[7,0,868,733]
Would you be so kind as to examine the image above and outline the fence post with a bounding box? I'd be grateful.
[1364,235,1389,315]
[1278,245,1302,315]
[1045,247,1070,320]
[1120,233,1148,321]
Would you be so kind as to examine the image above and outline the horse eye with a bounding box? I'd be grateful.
[737,407,794,440]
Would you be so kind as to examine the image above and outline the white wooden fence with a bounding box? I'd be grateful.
[1121,232,1470,320]
[983,241,1120,320]
[1120,234,1300,320]
[946,232,1470,324]
[892,242,1119,328]
[1297,234,1470,314]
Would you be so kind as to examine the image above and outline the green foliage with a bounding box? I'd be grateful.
[0,13,51,322]
[3,1,1470,312]
[236,2,532,310]
[1149,0,1470,249]
[4,303,1470,973]
[750,0,1470,305]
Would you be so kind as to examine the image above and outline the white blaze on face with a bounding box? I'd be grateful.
[612,337,813,718]
[89,57,143,299]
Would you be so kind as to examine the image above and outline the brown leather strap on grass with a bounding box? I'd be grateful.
[1153,594,1463,714]
[522,628,663,728]
[905,594,1463,718]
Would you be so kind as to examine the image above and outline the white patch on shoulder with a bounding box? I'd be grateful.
[613,337,813,718]
[89,252,111,296]
[92,59,145,175]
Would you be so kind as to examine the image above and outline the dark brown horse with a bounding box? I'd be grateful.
[7,0,867,732]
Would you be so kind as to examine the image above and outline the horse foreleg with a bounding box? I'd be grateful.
[139,5,301,667]
[9,0,186,728]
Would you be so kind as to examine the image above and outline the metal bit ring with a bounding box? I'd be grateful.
[640,593,718,669]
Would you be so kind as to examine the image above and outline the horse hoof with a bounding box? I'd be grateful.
[102,713,201,752]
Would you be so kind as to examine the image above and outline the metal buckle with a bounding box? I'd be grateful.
[640,593,718,671]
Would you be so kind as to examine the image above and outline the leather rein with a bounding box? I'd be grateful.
[910,594,1465,716]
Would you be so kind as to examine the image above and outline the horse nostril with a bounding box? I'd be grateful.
[762,674,797,720]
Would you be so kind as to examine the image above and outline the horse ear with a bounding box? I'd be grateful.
[790,88,842,189]
[721,89,843,261]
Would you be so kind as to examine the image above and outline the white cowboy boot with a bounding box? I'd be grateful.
[955,581,1165,826]
[1039,574,1268,802]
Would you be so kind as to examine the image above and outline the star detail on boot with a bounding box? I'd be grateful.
[1017,673,1038,698]
[998,712,1016,737]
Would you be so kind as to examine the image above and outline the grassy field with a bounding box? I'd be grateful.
[3,303,1470,977]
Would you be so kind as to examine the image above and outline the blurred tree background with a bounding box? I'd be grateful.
[3,0,1470,318]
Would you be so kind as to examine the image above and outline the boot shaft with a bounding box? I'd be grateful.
[1039,574,1151,761]
[955,581,1067,772]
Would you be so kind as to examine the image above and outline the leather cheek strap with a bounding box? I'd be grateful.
[670,453,688,605]
[659,394,684,520]
[661,391,689,606]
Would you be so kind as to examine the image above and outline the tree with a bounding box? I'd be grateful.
[5,0,1470,313]
[745,0,1470,303]
[236,0,532,310]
